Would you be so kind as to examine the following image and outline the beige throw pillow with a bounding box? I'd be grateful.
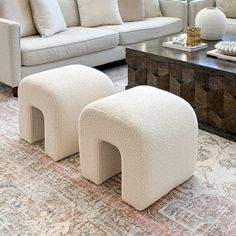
[118,0,144,22]
[144,0,162,18]
[30,0,67,37]
[216,0,236,18]
[76,0,123,27]
[0,0,37,37]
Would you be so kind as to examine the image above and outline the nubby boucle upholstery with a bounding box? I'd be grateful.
[19,65,114,161]
[79,86,198,210]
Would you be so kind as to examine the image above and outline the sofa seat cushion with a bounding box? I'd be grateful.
[98,17,183,45]
[226,18,236,34]
[21,27,119,66]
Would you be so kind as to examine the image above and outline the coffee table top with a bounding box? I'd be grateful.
[126,34,236,76]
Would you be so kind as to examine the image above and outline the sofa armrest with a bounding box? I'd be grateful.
[189,0,215,26]
[0,18,21,87]
[159,0,188,29]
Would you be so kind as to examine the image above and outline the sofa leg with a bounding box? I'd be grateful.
[13,87,18,97]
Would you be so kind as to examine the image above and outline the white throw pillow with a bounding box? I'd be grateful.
[30,0,67,37]
[76,0,123,27]
[144,0,162,18]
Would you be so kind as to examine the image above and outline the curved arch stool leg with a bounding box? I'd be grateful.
[79,86,198,211]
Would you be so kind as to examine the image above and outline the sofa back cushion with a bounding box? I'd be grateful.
[216,0,236,18]
[58,0,80,27]
[0,0,37,37]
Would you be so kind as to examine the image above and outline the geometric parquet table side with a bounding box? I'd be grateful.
[126,50,236,141]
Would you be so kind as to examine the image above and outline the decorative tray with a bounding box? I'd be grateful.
[163,41,208,52]
[207,49,236,62]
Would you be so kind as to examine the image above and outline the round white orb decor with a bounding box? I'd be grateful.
[195,7,227,40]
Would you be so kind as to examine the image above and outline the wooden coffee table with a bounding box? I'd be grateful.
[126,34,236,141]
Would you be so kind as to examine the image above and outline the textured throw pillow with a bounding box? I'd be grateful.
[76,0,123,27]
[30,0,67,37]
[144,0,162,18]
[216,0,236,18]
[0,0,37,37]
[118,0,144,22]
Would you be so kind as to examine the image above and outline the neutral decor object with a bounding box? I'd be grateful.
[216,0,236,19]
[76,0,123,27]
[195,7,227,40]
[30,0,67,37]
[79,86,198,211]
[118,0,145,22]
[126,34,236,141]
[0,0,37,37]
[186,27,201,47]
[144,0,162,18]
[215,41,236,56]
[0,0,187,95]
[18,65,114,161]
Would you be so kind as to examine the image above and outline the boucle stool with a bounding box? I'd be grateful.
[79,86,198,210]
[19,65,114,161]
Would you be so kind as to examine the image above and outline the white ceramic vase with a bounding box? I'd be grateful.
[195,7,227,40]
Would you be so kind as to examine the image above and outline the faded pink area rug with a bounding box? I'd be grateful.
[0,67,236,235]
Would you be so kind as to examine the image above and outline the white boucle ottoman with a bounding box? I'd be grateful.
[79,86,198,211]
[19,65,114,161]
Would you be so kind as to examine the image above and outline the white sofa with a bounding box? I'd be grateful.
[189,0,236,34]
[0,0,187,95]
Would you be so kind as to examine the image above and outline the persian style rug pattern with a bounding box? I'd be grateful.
[0,65,236,235]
